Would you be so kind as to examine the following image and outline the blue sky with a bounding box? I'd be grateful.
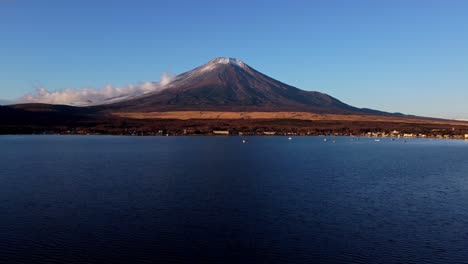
[1,0,467,119]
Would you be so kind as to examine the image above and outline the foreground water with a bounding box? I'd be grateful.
[1,136,468,264]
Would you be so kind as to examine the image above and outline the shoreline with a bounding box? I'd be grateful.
[1,133,467,141]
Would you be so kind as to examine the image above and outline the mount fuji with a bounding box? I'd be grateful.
[98,57,386,115]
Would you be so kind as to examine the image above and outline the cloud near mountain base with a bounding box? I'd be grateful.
[16,72,175,105]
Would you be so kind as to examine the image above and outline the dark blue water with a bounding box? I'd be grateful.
[1,136,468,264]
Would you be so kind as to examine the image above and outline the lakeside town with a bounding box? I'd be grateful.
[11,127,468,140]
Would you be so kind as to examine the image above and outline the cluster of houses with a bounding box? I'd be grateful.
[365,130,468,139]
[214,129,468,139]
[365,131,425,138]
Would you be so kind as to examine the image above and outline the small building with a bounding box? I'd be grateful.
[465,134,468,139]
[263,132,276,135]
[213,130,230,135]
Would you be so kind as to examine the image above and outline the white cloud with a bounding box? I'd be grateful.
[16,72,175,105]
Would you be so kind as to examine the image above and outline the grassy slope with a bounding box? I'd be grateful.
[114,111,468,127]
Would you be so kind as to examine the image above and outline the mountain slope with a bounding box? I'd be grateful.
[101,58,380,114]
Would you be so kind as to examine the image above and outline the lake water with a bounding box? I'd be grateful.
[1,136,468,264]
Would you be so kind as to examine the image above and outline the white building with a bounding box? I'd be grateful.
[213,130,229,135]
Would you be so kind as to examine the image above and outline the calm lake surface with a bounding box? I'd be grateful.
[1,136,468,264]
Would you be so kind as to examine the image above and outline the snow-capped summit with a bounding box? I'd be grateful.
[195,57,248,73]
[209,57,246,68]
